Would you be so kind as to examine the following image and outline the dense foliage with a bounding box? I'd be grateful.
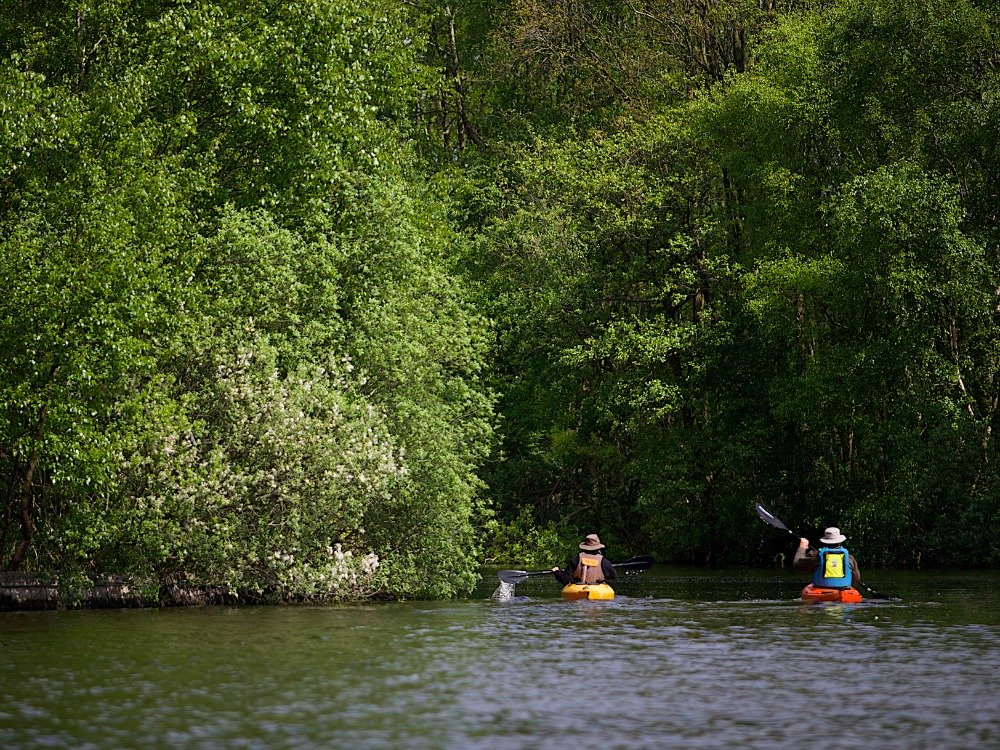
[2,0,998,599]
[452,0,1000,567]
[1,0,493,598]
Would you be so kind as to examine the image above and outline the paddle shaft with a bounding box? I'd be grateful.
[498,555,653,585]
[614,556,654,572]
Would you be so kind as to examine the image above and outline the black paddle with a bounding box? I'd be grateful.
[754,503,898,600]
[498,555,654,585]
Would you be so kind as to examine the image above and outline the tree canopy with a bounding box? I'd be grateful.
[2,0,998,601]
[1,0,493,599]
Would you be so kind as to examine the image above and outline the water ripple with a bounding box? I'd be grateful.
[1,571,998,749]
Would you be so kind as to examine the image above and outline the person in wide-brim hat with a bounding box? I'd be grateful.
[793,526,860,587]
[579,533,605,551]
[552,533,616,585]
[819,527,847,545]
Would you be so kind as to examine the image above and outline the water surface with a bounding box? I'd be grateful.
[2,567,997,749]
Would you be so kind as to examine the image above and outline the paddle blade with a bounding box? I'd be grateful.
[498,570,529,585]
[755,503,792,534]
[857,581,899,601]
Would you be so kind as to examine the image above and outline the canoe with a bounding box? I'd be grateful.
[801,583,863,603]
[561,583,615,601]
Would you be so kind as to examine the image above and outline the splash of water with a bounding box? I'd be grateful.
[491,581,515,601]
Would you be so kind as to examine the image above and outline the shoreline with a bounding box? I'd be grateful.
[0,571,265,611]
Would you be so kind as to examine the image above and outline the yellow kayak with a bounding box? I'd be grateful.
[561,583,615,601]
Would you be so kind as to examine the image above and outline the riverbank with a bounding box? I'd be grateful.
[0,572,260,611]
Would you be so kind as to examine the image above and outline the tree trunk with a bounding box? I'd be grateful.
[6,451,39,571]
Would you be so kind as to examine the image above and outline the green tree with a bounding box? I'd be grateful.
[467,0,1000,566]
[2,1,496,598]
[704,0,1000,564]
[0,4,201,571]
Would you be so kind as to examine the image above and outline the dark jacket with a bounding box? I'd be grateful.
[793,546,861,583]
[553,553,617,585]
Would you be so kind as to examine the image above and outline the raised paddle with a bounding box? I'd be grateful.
[754,503,897,600]
[498,555,654,585]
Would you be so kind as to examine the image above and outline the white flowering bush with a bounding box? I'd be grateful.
[270,543,380,601]
[129,333,399,600]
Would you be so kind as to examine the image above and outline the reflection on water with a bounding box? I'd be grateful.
[1,568,998,750]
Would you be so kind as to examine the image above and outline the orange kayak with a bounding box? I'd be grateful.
[801,584,863,603]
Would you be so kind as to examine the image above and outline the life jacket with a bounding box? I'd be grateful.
[574,552,605,584]
[813,546,852,588]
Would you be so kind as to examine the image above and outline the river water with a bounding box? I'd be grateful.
[1,566,997,749]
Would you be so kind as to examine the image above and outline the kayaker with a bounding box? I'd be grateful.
[793,527,861,588]
[551,533,617,585]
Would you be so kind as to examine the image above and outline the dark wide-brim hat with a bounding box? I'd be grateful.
[579,533,605,551]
